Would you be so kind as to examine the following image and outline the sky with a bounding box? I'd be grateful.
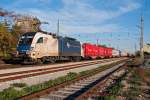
[0,0,150,53]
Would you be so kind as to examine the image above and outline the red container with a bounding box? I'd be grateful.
[97,45,104,58]
[82,43,112,59]
[82,43,98,59]
[104,47,112,57]
[93,45,99,57]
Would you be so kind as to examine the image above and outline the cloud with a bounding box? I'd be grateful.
[59,24,124,33]
[12,0,141,34]
[119,1,141,13]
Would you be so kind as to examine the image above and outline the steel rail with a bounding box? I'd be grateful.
[0,58,121,82]
[0,58,119,70]
[0,58,118,77]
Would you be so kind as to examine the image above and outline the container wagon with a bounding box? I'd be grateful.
[112,49,120,57]
[120,51,128,57]
[98,45,105,58]
[82,43,112,59]
[82,43,95,59]
[104,47,112,58]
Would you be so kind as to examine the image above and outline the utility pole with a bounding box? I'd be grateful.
[57,19,59,36]
[135,43,137,54]
[96,38,99,45]
[140,15,144,62]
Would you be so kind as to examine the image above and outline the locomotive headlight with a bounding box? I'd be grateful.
[31,52,36,57]
[32,52,35,56]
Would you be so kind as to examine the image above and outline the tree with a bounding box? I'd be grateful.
[11,25,22,47]
[0,22,13,57]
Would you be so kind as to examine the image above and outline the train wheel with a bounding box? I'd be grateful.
[73,57,81,62]
[42,57,47,64]
[49,57,56,63]
[50,59,56,63]
[36,59,43,64]
[70,57,74,62]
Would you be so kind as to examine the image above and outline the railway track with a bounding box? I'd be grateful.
[0,58,117,70]
[76,64,127,100]
[0,58,122,83]
[19,59,128,100]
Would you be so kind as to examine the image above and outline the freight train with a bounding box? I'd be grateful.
[16,32,126,64]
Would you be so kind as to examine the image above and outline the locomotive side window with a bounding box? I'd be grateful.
[37,37,43,43]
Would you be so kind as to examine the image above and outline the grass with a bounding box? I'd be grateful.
[11,83,27,88]
[0,59,126,100]
[144,69,150,77]
[123,68,142,100]
[97,72,126,100]
[0,72,78,100]
[0,51,3,56]
[0,49,14,60]
[97,96,116,100]
[0,60,4,64]
[131,57,143,65]
[0,87,26,100]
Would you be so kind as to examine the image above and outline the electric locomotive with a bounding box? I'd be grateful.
[16,32,81,64]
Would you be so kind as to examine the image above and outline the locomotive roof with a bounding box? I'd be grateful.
[22,32,36,36]
[22,31,78,42]
[64,37,76,41]
[41,32,77,41]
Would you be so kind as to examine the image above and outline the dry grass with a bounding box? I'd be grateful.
[134,57,143,65]
[138,68,150,86]
[144,69,150,77]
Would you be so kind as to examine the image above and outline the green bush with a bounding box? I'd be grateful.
[97,95,116,100]
[11,83,27,88]
[0,87,25,100]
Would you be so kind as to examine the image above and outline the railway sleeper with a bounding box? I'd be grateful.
[46,94,66,100]
[56,90,75,95]
[69,85,84,89]
[63,87,81,91]
[59,89,76,93]
[59,89,77,93]
[73,83,88,87]
[52,92,70,97]
[49,91,68,98]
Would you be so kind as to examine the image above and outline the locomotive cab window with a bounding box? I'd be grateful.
[37,37,43,43]
[18,32,36,45]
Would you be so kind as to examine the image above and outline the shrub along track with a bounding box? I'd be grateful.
[0,58,123,83]
[19,58,129,100]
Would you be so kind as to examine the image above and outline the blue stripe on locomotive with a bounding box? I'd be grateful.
[17,45,31,53]
[58,37,81,56]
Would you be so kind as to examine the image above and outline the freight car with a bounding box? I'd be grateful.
[112,49,121,57]
[120,51,128,57]
[81,43,112,59]
[16,32,81,63]
[104,47,113,58]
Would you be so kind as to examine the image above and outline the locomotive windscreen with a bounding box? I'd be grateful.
[18,32,36,45]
